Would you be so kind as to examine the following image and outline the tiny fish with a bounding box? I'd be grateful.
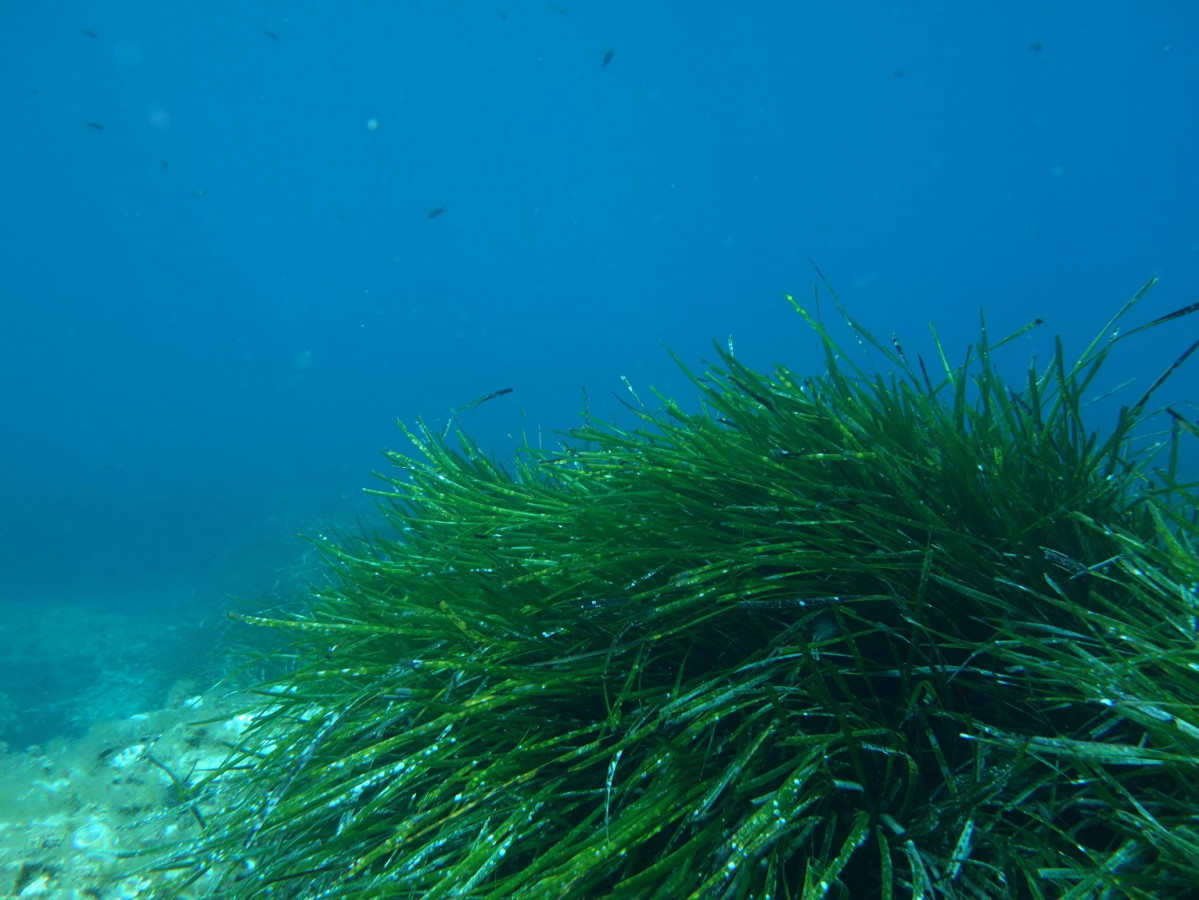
[1029,41,1043,52]
[264,29,279,41]
[455,387,513,413]
[85,121,104,130]
[427,206,446,219]
[80,29,97,38]
[601,48,614,67]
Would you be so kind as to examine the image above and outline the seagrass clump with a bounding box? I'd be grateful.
[178,281,1199,898]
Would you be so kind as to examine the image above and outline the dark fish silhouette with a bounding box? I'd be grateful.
[427,206,446,219]
[85,122,104,130]
[602,48,614,67]
[455,387,513,413]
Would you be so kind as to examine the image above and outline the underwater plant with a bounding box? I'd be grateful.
[176,279,1199,898]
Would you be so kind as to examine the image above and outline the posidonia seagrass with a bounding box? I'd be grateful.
[168,280,1199,899]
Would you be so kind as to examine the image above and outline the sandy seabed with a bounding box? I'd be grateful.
[0,597,265,899]
[0,687,252,899]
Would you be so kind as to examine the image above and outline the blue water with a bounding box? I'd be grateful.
[2,1,1196,743]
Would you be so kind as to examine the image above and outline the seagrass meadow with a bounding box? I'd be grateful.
[170,281,1199,898]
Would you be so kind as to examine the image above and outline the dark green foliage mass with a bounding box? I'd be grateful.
[180,282,1199,898]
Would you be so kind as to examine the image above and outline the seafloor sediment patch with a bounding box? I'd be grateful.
[0,597,226,749]
[0,686,252,899]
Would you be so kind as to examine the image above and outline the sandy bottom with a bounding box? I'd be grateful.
[0,597,272,899]
[0,689,251,899]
